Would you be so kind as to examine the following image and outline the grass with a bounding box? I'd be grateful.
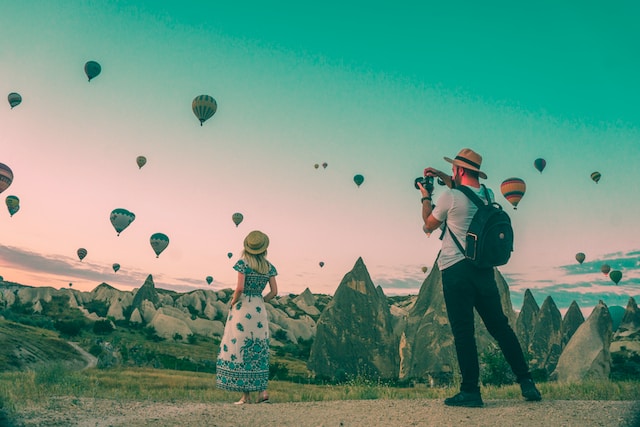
[1,365,639,418]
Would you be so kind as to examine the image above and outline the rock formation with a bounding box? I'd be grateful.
[131,275,160,310]
[610,297,640,379]
[307,257,399,380]
[561,300,584,348]
[528,296,562,374]
[516,289,539,352]
[551,300,612,382]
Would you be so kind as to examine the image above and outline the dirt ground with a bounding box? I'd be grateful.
[14,397,640,427]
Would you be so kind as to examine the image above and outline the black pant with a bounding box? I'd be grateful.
[442,259,531,393]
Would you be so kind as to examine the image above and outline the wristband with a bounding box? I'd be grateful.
[421,196,432,203]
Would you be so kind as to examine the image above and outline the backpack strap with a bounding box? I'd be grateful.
[445,185,491,256]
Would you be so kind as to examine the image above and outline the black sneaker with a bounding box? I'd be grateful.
[520,379,542,401]
[444,391,484,407]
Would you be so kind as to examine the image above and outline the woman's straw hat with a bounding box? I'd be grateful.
[443,148,488,179]
[244,230,269,255]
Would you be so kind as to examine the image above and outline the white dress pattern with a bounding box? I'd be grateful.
[216,259,277,391]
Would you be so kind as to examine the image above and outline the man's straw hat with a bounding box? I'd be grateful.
[443,148,487,179]
[244,230,269,255]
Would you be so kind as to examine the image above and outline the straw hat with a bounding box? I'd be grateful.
[443,148,487,179]
[244,230,269,255]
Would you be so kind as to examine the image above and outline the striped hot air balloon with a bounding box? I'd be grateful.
[112,263,120,273]
[0,163,14,194]
[84,61,101,81]
[8,92,22,109]
[591,171,601,183]
[192,95,217,126]
[575,252,585,264]
[600,264,611,276]
[5,195,19,217]
[77,248,88,261]
[500,178,526,209]
[150,232,170,257]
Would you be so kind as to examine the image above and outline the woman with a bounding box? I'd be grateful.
[216,230,278,404]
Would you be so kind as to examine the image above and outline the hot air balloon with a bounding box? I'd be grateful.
[591,171,601,184]
[84,61,101,82]
[110,208,136,236]
[600,264,611,276]
[500,178,526,209]
[227,252,233,259]
[575,252,585,264]
[5,195,19,217]
[150,232,169,258]
[232,212,244,227]
[136,156,147,169]
[192,95,217,126]
[609,270,622,285]
[77,248,87,261]
[533,158,546,173]
[319,261,325,268]
[314,163,319,169]
[353,174,364,187]
[322,162,328,169]
[112,263,120,273]
[69,283,73,287]
[0,163,13,194]
[8,92,22,109]
[421,266,428,273]
[206,276,213,285]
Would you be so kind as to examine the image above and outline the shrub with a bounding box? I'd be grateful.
[480,345,516,386]
[54,319,86,337]
[93,320,114,335]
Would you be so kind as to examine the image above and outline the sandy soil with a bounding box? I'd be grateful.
[15,397,640,427]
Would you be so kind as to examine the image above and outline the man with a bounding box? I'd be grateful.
[418,148,541,407]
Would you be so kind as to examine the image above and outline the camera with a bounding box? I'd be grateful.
[414,176,434,194]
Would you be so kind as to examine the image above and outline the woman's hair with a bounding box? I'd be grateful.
[242,250,270,274]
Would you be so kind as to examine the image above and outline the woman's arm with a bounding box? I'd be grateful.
[229,272,245,307]
[263,276,278,303]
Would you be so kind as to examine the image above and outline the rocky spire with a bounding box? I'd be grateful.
[561,300,584,348]
[131,274,159,310]
[516,289,539,353]
[618,297,640,333]
[307,257,399,380]
[528,295,562,374]
[551,300,613,382]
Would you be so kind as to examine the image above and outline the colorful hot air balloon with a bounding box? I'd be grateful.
[591,171,601,184]
[77,248,87,261]
[533,158,546,173]
[575,252,585,264]
[110,208,136,236]
[609,270,622,285]
[500,178,526,209]
[0,163,13,194]
[353,174,364,187]
[322,162,328,169]
[112,263,120,273]
[192,95,217,126]
[150,232,169,258]
[84,61,101,82]
[232,212,244,227]
[136,156,147,169]
[600,264,611,276]
[227,252,233,259]
[8,92,22,109]
[421,266,428,273]
[319,261,325,268]
[206,276,213,285]
[5,195,19,217]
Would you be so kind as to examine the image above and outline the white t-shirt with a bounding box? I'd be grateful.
[431,185,495,270]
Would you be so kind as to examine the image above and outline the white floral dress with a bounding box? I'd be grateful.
[216,259,277,392]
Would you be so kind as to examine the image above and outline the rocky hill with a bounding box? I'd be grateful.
[1,259,638,384]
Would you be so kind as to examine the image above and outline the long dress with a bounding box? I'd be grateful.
[216,259,277,392]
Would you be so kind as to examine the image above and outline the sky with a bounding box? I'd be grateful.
[1,0,639,315]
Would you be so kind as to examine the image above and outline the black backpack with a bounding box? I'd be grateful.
[447,184,513,268]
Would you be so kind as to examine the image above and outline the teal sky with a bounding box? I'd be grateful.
[1,1,639,313]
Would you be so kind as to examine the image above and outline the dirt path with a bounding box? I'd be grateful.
[67,342,97,369]
[15,397,640,427]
